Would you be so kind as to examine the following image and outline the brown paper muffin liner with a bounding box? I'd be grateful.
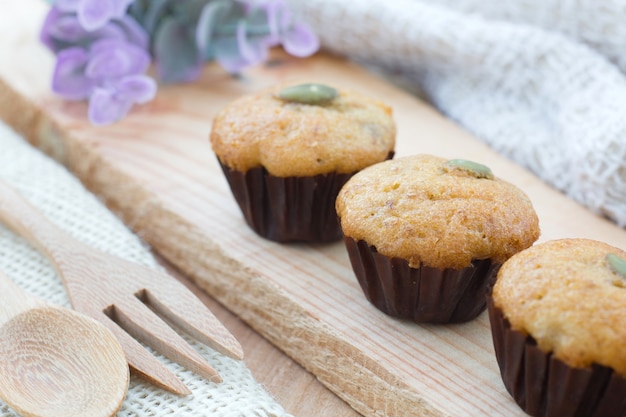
[218,161,352,243]
[486,296,626,417]
[344,237,500,323]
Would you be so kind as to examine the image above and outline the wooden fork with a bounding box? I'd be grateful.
[0,179,243,395]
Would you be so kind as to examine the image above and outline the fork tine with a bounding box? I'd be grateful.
[108,296,223,384]
[98,312,191,395]
[139,285,244,361]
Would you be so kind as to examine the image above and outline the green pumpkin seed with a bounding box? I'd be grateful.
[277,83,338,105]
[444,159,494,179]
[607,253,626,279]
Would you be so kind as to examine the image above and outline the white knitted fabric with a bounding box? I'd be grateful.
[0,122,291,417]
[288,0,626,227]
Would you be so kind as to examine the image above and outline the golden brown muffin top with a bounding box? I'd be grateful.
[492,238,626,376]
[210,83,396,177]
[335,154,540,269]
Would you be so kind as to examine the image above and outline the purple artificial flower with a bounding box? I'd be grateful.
[89,74,155,125]
[213,20,270,73]
[114,14,150,50]
[52,47,95,99]
[89,39,156,124]
[41,4,155,125]
[196,0,319,74]
[40,7,148,53]
[278,21,319,57]
[86,38,151,79]
[40,0,319,125]
[55,0,135,31]
[262,0,319,57]
[54,0,81,10]
[89,87,134,125]
[84,39,155,124]
[51,37,156,119]
[223,0,318,72]
[41,7,121,52]
[235,19,269,65]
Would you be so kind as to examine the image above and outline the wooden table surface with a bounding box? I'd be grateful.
[164,258,361,417]
[2,1,626,417]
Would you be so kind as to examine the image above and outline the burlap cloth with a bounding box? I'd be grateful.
[287,0,626,228]
[0,121,291,416]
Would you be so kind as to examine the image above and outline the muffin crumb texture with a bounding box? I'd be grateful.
[493,238,626,376]
[336,154,540,269]
[210,83,396,177]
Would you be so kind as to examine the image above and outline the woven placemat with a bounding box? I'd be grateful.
[0,120,291,417]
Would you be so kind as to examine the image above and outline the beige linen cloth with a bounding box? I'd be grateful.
[288,0,626,228]
[0,121,290,416]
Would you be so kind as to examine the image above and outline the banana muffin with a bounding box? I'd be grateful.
[210,82,396,242]
[335,154,540,323]
[488,238,626,417]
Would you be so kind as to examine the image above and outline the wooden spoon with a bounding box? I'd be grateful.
[0,270,129,417]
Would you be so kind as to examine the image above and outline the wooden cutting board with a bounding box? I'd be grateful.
[2,1,625,416]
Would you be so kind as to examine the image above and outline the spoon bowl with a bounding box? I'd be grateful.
[0,272,129,417]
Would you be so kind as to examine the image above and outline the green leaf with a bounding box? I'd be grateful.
[196,0,235,61]
[141,0,172,38]
[153,16,201,83]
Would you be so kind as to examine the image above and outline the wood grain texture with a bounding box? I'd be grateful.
[166,260,363,417]
[0,178,242,395]
[1,1,626,416]
[0,271,129,417]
